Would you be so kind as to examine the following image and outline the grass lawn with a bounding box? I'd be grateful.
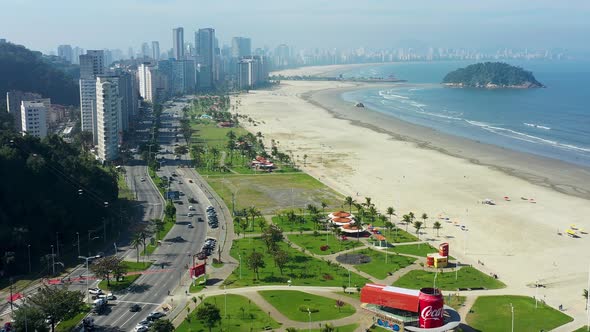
[177,294,281,332]
[444,294,467,310]
[349,248,417,280]
[466,295,573,332]
[142,215,175,256]
[287,233,363,255]
[272,215,323,232]
[121,261,152,271]
[56,305,90,332]
[234,217,269,236]
[205,173,343,215]
[224,237,370,288]
[259,290,356,322]
[117,174,134,200]
[573,327,589,332]
[188,275,207,293]
[389,243,455,260]
[299,323,358,332]
[98,274,141,292]
[392,266,506,290]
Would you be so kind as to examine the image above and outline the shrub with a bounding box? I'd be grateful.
[320,245,330,251]
[299,305,319,313]
[323,274,334,280]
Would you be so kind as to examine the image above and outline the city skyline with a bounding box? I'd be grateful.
[1,0,589,54]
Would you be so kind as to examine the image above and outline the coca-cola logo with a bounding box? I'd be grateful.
[421,305,443,321]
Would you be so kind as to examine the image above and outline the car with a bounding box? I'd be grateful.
[197,217,204,222]
[98,293,116,300]
[187,212,193,217]
[147,311,166,320]
[206,206,214,211]
[171,173,177,177]
[175,201,183,205]
[130,304,142,312]
[134,325,148,332]
[188,179,193,183]
[140,177,146,182]
[88,288,103,295]
[188,198,197,203]
[188,224,194,228]
[188,205,195,211]
[179,192,185,196]
[138,320,152,327]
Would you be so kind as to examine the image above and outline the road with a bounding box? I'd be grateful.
[91,99,226,331]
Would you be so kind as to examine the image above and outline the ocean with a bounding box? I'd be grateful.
[339,61,590,167]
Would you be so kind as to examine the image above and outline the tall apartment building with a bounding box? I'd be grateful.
[141,42,151,59]
[138,63,156,102]
[237,56,270,89]
[196,28,215,89]
[231,37,251,58]
[79,50,105,144]
[20,101,47,138]
[172,27,184,60]
[96,76,121,162]
[152,41,160,61]
[57,45,73,63]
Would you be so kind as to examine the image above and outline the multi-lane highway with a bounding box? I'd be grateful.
[91,100,226,331]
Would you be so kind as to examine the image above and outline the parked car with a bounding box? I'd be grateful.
[88,288,103,295]
[147,311,166,320]
[188,224,194,229]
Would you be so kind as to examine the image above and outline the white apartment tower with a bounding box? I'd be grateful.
[79,50,105,144]
[96,76,121,162]
[20,101,47,138]
[137,63,155,102]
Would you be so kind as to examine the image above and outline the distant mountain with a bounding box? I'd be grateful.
[0,42,79,109]
[442,62,544,89]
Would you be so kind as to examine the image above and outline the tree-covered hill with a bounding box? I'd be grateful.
[0,132,118,277]
[0,42,79,109]
[442,62,544,88]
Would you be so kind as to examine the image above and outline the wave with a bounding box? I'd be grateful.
[466,120,590,153]
[524,123,551,130]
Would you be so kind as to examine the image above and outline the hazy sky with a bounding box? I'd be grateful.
[1,0,589,54]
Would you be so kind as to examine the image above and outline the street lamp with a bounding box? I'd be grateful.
[76,232,80,257]
[348,269,351,288]
[27,244,31,274]
[51,245,55,275]
[308,308,312,332]
[238,254,242,279]
[509,303,514,332]
[78,256,91,304]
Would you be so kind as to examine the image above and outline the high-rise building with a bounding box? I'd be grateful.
[231,37,251,58]
[72,47,84,64]
[173,27,184,60]
[138,63,156,102]
[237,56,270,89]
[274,44,290,68]
[79,50,105,143]
[196,28,215,88]
[141,42,151,59]
[57,45,73,63]
[127,47,134,59]
[6,91,43,132]
[96,76,121,162]
[152,41,160,61]
[20,101,47,138]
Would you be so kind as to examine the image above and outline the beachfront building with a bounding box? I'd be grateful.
[95,76,121,162]
[79,50,105,144]
[138,63,156,102]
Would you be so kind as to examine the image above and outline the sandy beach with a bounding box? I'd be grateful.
[235,70,590,324]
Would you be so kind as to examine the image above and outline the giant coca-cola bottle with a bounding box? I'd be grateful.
[418,288,444,328]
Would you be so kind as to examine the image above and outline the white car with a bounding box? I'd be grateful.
[88,288,103,295]
[134,325,148,332]
[140,177,146,182]
[98,293,116,300]
[187,212,193,217]
[188,206,195,211]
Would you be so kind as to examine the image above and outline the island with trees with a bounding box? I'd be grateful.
[442,62,544,89]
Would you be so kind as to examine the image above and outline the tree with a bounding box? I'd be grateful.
[26,286,84,332]
[344,196,354,214]
[421,213,429,229]
[321,323,336,332]
[174,145,188,155]
[13,305,49,332]
[262,224,284,253]
[364,197,372,208]
[584,288,588,300]
[402,214,411,232]
[335,299,345,313]
[89,256,126,286]
[273,249,289,275]
[151,218,165,240]
[257,218,268,233]
[164,201,176,220]
[384,221,394,237]
[149,319,174,332]
[286,328,298,332]
[413,221,423,240]
[433,221,442,237]
[131,234,142,263]
[321,201,328,213]
[386,207,396,223]
[195,302,222,332]
[247,250,265,280]
[303,154,308,167]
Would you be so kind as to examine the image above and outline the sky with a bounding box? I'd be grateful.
[1,0,589,54]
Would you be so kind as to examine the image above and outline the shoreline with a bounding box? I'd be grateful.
[306,84,590,200]
[235,79,590,322]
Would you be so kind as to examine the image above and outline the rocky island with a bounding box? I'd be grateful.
[442,62,544,88]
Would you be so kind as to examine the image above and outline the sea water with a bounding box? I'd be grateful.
[340,61,590,167]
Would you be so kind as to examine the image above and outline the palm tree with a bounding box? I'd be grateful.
[413,221,423,240]
[321,201,328,213]
[384,221,394,237]
[368,206,378,222]
[583,289,588,301]
[151,218,165,240]
[139,231,148,255]
[433,221,442,237]
[421,213,429,229]
[344,196,354,214]
[131,234,142,263]
[386,207,395,223]
[364,197,372,207]
[409,212,415,223]
[402,214,411,232]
